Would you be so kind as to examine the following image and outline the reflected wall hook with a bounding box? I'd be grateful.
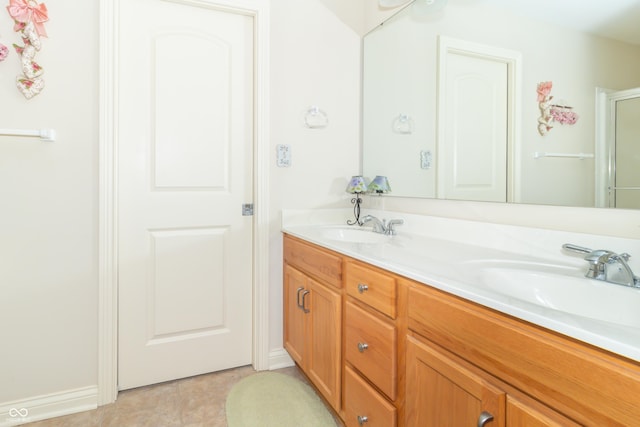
[304,106,328,129]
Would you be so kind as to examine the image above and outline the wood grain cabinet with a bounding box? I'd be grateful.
[343,261,398,427]
[406,282,640,426]
[283,237,342,412]
[282,234,640,427]
[405,334,506,426]
[405,334,580,427]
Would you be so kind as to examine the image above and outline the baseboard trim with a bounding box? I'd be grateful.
[0,386,97,427]
[268,348,294,370]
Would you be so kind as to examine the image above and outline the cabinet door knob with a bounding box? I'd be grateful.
[358,283,369,293]
[357,342,369,353]
[357,415,368,425]
[477,411,494,427]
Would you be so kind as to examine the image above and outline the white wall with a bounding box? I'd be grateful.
[268,0,361,354]
[0,0,98,405]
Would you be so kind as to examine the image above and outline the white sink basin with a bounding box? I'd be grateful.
[320,226,390,244]
[471,264,640,328]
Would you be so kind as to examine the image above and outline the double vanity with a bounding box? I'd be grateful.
[282,209,640,426]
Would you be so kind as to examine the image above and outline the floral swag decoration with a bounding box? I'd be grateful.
[536,81,579,136]
[6,0,49,99]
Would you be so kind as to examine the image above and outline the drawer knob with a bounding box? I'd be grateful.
[357,342,369,353]
[357,415,369,425]
[357,283,369,293]
[477,411,494,427]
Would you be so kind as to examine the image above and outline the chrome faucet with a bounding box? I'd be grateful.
[563,243,640,288]
[361,215,404,236]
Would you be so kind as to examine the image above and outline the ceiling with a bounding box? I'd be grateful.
[484,0,640,46]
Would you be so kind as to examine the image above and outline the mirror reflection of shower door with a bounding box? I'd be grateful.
[612,96,640,208]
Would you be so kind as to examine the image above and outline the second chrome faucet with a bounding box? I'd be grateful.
[563,243,640,288]
[361,214,404,236]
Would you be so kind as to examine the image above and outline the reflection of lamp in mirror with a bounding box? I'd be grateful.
[368,175,392,195]
[346,176,368,226]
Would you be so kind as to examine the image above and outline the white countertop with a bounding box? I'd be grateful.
[282,209,640,362]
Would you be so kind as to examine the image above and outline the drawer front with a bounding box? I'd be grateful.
[345,301,397,400]
[345,262,396,318]
[344,366,396,427]
[283,235,342,288]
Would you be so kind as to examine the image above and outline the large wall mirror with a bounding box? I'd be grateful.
[362,0,640,208]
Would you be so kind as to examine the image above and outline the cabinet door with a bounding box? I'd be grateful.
[507,396,581,427]
[283,264,307,365]
[405,335,505,427]
[307,277,342,411]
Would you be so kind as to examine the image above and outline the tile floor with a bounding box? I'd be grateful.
[20,365,336,427]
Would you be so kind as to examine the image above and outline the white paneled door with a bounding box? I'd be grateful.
[117,0,254,390]
[439,48,508,202]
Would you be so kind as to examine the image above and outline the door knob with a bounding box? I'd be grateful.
[357,415,368,425]
[358,283,369,293]
[357,342,369,353]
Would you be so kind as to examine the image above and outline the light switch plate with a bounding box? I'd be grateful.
[420,150,432,169]
[277,144,291,167]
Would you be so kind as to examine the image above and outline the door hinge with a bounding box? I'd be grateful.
[242,203,254,216]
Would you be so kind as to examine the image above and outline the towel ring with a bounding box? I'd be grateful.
[304,106,329,129]
[392,113,414,134]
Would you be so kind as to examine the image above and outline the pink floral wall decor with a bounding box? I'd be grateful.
[6,0,49,99]
[536,81,579,136]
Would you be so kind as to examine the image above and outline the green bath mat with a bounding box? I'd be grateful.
[226,371,337,427]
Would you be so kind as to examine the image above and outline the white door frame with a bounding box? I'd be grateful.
[98,0,270,405]
[595,86,640,208]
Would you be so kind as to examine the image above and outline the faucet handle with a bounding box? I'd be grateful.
[584,249,614,264]
[562,243,593,255]
[386,219,404,236]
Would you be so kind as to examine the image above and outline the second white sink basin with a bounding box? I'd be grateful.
[320,226,390,244]
[472,264,640,328]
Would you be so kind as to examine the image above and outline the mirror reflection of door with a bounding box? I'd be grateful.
[436,37,520,203]
[613,96,640,208]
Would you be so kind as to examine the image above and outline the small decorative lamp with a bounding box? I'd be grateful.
[345,176,368,226]
[368,175,391,195]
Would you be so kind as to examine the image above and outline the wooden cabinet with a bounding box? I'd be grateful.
[283,237,342,412]
[345,301,397,400]
[344,366,396,427]
[406,282,640,426]
[343,261,399,426]
[282,234,640,427]
[405,335,505,426]
[405,333,580,427]
[283,265,307,365]
[506,396,580,427]
[345,261,396,318]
